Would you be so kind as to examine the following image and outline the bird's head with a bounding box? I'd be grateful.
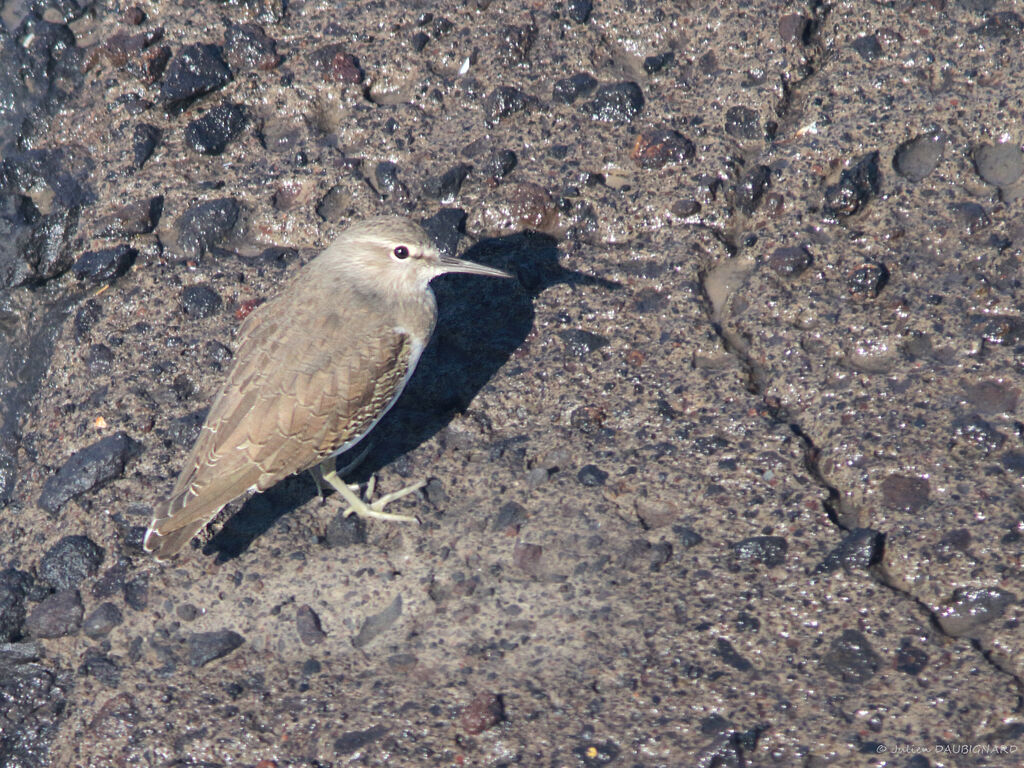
[324,216,510,295]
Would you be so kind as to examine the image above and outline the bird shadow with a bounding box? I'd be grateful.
[205,227,618,561]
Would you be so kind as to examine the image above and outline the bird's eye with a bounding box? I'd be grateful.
[393,245,410,259]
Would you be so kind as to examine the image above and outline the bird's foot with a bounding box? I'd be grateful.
[317,460,422,523]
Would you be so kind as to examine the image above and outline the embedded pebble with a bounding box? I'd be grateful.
[880,474,929,511]
[483,86,531,124]
[187,629,245,666]
[778,14,809,42]
[127,44,171,85]
[823,629,880,684]
[482,148,517,182]
[460,692,505,734]
[374,161,406,198]
[847,262,889,298]
[323,512,367,547]
[951,414,1006,453]
[724,106,760,141]
[96,196,162,237]
[420,207,466,257]
[500,23,536,64]
[949,201,990,234]
[558,329,609,358]
[823,151,880,219]
[176,197,239,258]
[631,128,694,169]
[26,589,83,639]
[185,103,247,155]
[814,528,883,573]
[83,602,123,639]
[851,34,882,61]
[566,0,592,23]
[733,536,788,567]
[158,43,232,114]
[492,501,528,532]
[79,651,121,687]
[424,164,471,202]
[223,22,280,72]
[38,432,143,514]
[963,379,1019,413]
[181,285,223,319]
[552,73,597,104]
[892,132,944,182]
[766,245,812,278]
[973,142,1024,188]
[296,605,327,645]
[587,82,644,123]
[576,464,608,486]
[936,587,1016,637]
[308,43,363,83]
[72,245,136,283]
[513,541,543,575]
[735,165,771,214]
[643,52,673,74]
[37,536,105,591]
[335,726,388,756]
[131,123,161,168]
[352,595,402,649]
[124,577,148,611]
[0,569,30,642]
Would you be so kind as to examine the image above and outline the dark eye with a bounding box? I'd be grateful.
[393,245,410,259]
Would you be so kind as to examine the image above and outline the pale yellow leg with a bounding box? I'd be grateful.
[316,458,423,523]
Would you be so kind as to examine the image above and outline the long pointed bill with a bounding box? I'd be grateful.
[437,255,512,279]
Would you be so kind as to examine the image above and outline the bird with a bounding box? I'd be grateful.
[143,216,512,560]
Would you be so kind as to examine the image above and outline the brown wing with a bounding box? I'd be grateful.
[144,296,413,558]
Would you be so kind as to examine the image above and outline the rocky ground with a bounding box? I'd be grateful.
[1,0,1023,765]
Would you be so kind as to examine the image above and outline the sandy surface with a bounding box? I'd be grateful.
[1,0,1022,765]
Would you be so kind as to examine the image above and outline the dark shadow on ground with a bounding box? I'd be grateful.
[206,228,614,561]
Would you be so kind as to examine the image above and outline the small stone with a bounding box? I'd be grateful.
[492,501,528,532]
[223,22,280,72]
[158,43,232,114]
[823,151,880,219]
[766,245,812,277]
[778,14,809,43]
[880,474,929,511]
[483,86,531,124]
[185,103,247,155]
[566,0,592,23]
[972,11,1024,38]
[308,43,363,83]
[123,6,145,24]
[460,692,505,734]
[735,165,771,214]
[423,164,471,203]
[851,34,882,60]
[96,196,162,238]
[936,587,1016,637]
[893,132,945,182]
[132,123,161,168]
[374,161,405,198]
[814,528,884,573]
[643,52,673,74]
[187,629,244,666]
[79,650,121,687]
[181,285,222,319]
[420,208,466,257]
[296,605,327,645]
[724,106,761,141]
[949,202,990,235]
[631,128,694,169]
[847,262,889,299]
[577,464,608,486]
[0,569,30,642]
[587,82,644,123]
[513,541,543,575]
[500,23,536,64]
[895,641,928,676]
[26,589,83,639]
[127,44,171,85]
[176,197,240,259]
[352,595,402,649]
[733,536,788,567]
[38,433,143,514]
[72,245,136,283]
[823,629,880,684]
[410,32,429,52]
[324,511,367,547]
[124,576,148,610]
[951,414,1006,453]
[558,329,609,358]
[552,73,597,104]
[482,149,517,182]
[713,637,752,671]
[673,526,704,549]
[83,602,122,638]
[973,142,1024,188]
[964,379,1019,413]
[91,561,127,599]
[177,603,200,621]
[334,726,388,756]
[37,535,105,590]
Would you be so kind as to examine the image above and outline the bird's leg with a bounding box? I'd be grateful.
[310,443,374,501]
[316,457,423,523]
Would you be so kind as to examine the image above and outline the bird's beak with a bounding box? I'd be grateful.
[436,255,512,279]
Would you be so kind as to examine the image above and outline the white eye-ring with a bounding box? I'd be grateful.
[393,245,410,259]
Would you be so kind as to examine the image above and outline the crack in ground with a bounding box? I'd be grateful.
[691,0,1024,694]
